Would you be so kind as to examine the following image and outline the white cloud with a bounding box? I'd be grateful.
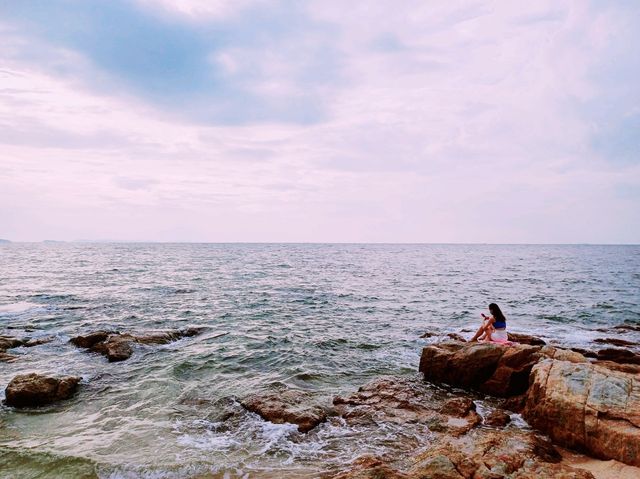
[0,0,638,242]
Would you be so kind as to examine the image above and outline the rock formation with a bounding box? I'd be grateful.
[522,359,640,466]
[419,340,640,468]
[70,328,203,362]
[4,373,80,408]
[241,389,328,433]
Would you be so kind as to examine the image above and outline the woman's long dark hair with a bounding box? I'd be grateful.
[489,303,506,323]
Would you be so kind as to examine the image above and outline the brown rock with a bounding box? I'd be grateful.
[596,348,640,365]
[507,332,546,346]
[92,337,134,362]
[70,331,112,348]
[612,324,640,332]
[483,409,511,427]
[0,335,25,350]
[594,337,638,347]
[571,347,598,359]
[70,328,204,362]
[0,352,18,362]
[407,429,591,479]
[241,389,327,433]
[331,456,409,479]
[419,342,543,397]
[440,397,475,418]
[4,373,80,408]
[523,359,640,466]
[446,333,466,342]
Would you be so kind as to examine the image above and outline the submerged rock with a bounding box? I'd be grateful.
[241,389,328,433]
[4,373,80,408]
[593,337,638,347]
[0,335,52,361]
[523,359,640,467]
[70,328,204,362]
[483,408,511,427]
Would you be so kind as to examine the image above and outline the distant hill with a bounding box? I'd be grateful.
[42,240,66,243]
[0,239,11,244]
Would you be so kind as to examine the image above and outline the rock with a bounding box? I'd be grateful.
[593,338,638,347]
[331,456,409,479]
[332,429,593,479]
[596,348,640,365]
[334,377,480,437]
[502,394,527,413]
[446,333,466,342]
[570,347,598,359]
[483,409,511,427]
[409,430,592,479]
[91,336,134,362]
[0,352,18,362]
[523,359,640,466]
[0,336,24,350]
[420,332,436,338]
[70,331,112,348]
[4,373,80,408]
[419,341,543,397]
[70,328,203,362]
[440,397,475,418]
[241,389,327,433]
[540,345,588,363]
[507,332,546,346]
[593,360,640,374]
[612,324,640,332]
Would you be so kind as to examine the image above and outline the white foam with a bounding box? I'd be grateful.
[0,301,40,314]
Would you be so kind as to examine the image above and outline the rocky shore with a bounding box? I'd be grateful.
[231,335,640,478]
[2,327,640,478]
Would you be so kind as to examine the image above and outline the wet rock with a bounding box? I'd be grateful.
[70,328,204,362]
[446,333,466,342]
[333,429,593,479]
[241,389,328,433]
[483,409,511,427]
[523,359,640,466]
[0,335,24,350]
[92,336,134,362]
[507,332,546,346]
[331,456,409,479]
[440,397,475,418]
[70,331,112,348]
[420,332,436,338]
[334,377,480,436]
[4,373,80,408]
[594,337,638,347]
[501,394,527,413]
[0,352,18,362]
[407,430,591,479]
[612,324,640,332]
[570,347,598,359]
[593,360,640,374]
[419,341,543,397]
[596,348,640,365]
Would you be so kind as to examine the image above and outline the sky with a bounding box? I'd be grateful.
[0,0,638,243]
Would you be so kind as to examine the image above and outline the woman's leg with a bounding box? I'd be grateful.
[471,323,488,341]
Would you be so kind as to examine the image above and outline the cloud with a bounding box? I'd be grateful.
[0,0,638,242]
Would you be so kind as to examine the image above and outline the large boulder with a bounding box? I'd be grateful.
[4,373,80,408]
[241,389,328,433]
[523,359,640,467]
[419,341,544,397]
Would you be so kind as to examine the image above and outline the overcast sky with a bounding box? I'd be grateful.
[0,0,638,243]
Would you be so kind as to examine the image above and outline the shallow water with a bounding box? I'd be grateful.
[1,243,639,478]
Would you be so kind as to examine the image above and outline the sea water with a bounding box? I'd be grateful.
[1,243,639,478]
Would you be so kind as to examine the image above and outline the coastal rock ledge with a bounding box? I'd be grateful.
[4,373,80,408]
[70,327,203,362]
[419,341,640,467]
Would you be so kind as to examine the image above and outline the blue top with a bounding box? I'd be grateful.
[493,318,506,329]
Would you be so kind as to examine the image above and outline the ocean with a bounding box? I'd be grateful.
[1,243,639,478]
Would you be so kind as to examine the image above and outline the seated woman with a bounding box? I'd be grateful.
[471,303,508,342]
